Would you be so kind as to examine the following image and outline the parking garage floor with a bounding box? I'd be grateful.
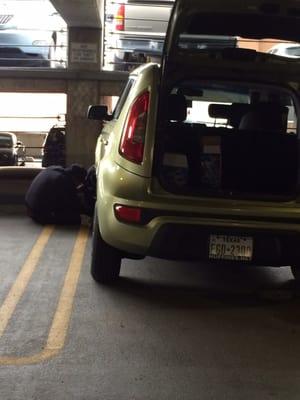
[1,207,300,400]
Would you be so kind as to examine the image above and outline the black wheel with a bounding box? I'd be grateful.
[91,210,121,284]
[291,265,300,282]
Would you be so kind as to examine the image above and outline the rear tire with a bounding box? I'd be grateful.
[91,209,121,284]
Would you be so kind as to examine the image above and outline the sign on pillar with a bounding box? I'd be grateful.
[71,43,97,64]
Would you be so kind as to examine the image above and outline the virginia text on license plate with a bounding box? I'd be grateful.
[209,235,253,261]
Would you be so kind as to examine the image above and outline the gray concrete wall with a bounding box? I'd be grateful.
[0,69,127,168]
[15,132,46,158]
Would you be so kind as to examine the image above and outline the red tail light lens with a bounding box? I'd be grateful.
[119,91,149,164]
[115,4,125,31]
[114,205,142,224]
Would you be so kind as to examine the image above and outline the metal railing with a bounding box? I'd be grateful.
[0,25,68,68]
[22,146,43,165]
[0,112,66,167]
[103,0,170,71]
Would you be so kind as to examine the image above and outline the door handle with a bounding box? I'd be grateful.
[100,138,108,145]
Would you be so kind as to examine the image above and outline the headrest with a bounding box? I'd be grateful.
[208,103,252,128]
[230,103,252,127]
[208,104,231,119]
[239,103,289,132]
[166,94,187,122]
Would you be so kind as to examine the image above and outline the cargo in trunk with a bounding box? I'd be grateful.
[157,80,299,201]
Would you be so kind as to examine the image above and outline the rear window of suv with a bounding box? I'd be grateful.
[113,78,136,119]
[0,134,13,147]
[158,80,298,199]
[171,80,297,133]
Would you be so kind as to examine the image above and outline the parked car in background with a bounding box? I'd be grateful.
[42,125,66,167]
[105,0,174,70]
[268,43,300,58]
[0,11,67,67]
[0,132,26,166]
[88,0,300,285]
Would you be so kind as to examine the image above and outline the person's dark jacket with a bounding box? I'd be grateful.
[83,165,96,216]
[25,166,82,224]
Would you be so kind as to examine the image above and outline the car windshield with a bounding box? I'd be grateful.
[0,134,12,147]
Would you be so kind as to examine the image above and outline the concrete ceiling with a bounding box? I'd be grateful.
[50,0,102,28]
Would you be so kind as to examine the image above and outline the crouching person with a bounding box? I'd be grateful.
[83,164,96,217]
[25,164,87,225]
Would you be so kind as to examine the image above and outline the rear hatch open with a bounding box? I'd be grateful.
[154,0,300,201]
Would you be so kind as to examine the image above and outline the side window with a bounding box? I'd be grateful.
[112,78,135,119]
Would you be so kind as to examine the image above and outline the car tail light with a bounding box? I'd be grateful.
[114,205,142,224]
[115,4,125,31]
[119,91,149,164]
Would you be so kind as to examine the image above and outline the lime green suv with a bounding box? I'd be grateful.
[88,0,300,283]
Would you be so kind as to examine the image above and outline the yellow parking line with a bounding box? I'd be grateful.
[46,225,89,350]
[0,225,89,366]
[0,225,55,339]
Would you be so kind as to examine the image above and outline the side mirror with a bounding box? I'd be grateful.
[87,105,112,121]
[16,141,23,146]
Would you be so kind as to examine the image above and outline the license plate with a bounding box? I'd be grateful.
[209,235,253,261]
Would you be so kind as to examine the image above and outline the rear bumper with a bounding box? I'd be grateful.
[148,223,300,266]
[97,163,300,266]
[0,154,15,165]
[109,36,164,60]
[99,202,300,266]
[116,37,164,55]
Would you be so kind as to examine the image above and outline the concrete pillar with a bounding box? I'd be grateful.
[66,27,102,167]
[68,27,102,71]
[66,79,102,167]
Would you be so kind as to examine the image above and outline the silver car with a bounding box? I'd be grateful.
[0,132,26,166]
